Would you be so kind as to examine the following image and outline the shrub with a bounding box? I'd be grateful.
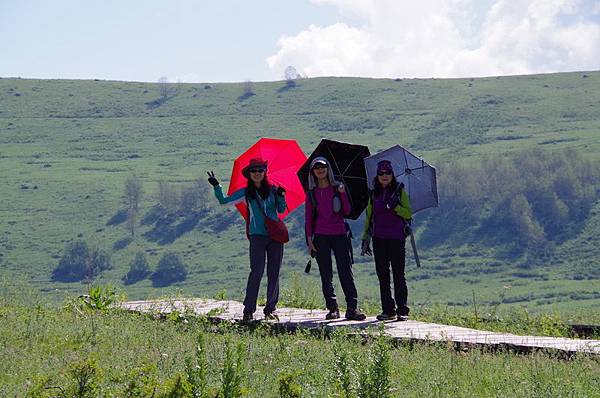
[151,252,188,287]
[277,371,302,398]
[221,339,245,398]
[52,240,111,282]
[124,252,151,285]
[186,333,209,398]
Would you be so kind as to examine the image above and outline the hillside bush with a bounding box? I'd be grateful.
[123,252,151,285]
[52,240,111,282]
[151,252,188,287]
[421,149,600,256]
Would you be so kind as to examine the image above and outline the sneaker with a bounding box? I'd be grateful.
[242,312,254,323]
[264,311,279,321]
[345,308,367,321]
[376,312,396,321]
[397,314,409,321]
[325,307,340,320]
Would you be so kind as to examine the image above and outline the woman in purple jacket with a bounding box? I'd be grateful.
[361,160,412,321]
[305,156,366,321]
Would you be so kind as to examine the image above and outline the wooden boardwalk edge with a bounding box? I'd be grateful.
[120,298,600,356]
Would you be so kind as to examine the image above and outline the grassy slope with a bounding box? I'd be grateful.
[0,72,599,311]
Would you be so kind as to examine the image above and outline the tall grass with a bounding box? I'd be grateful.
[1,292,599,397]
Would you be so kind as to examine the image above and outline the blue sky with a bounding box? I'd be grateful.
[0,0,352,82]
[2,0,599,82]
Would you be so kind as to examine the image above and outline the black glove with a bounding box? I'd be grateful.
[361,240,372,256]
[207,171,219,187]
[276,186,286,196]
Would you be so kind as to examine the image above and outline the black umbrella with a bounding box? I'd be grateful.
[297,139,371,220]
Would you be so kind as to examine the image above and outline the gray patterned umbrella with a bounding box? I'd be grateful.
[364,145,438,214]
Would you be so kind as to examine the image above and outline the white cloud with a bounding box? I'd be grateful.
[266,0,600,78]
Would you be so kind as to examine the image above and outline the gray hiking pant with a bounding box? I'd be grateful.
[243,235,284,315]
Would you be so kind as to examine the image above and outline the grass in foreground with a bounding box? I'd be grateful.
[1,289,599,397]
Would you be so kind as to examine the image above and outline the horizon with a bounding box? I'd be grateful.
[2,68,598,85]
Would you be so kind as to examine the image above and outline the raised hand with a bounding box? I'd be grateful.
[207,171,219,187]
[276,186,286,196]
[337,183,345,193]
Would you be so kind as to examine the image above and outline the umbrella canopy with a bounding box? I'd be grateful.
[297,139,371,220]
[364,145,438,214]
[229,138,307,220]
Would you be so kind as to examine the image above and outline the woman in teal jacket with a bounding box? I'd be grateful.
[207,158,286,322]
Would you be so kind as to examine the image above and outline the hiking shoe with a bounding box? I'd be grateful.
[376,312,396,321]
[397,314,409,322]
[264,311,279,321]
[325,308,340,320]
[345,308,367,321]
[242,312,253,323]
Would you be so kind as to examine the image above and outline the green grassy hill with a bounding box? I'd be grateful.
[0,72,599,311]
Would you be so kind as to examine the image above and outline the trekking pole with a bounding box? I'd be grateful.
[405,225,421,268]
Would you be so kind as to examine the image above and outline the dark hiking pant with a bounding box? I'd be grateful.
[313,234,358,311]
[373,238,409,316]
[244,235,283,315]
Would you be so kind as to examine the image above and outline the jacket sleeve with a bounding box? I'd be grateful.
[393,189,412,220]
[340,189,351,216]
[361,197,373,240]
[305,194,314,240]
[214,186,245,205]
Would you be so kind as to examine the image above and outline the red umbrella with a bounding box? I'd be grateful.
[228,138,307,220]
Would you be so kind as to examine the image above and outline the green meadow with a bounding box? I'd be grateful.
[0,71,599,313]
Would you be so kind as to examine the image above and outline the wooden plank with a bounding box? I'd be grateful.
[121,299,600,356]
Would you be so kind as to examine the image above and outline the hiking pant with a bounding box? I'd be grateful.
[373,237,409,316]
[313,234,358,311]
[244,235,283,315]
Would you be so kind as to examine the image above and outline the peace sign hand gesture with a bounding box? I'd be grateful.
[207,171,220,187]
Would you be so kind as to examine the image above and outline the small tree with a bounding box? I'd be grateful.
[284,66,299,82]
[124,252,151,285]
[151,252,188,286]
[125,176,143,212]
[124,176,142,236]
[158,181,180,215]
[158,76,170,99]
[52,240,111,282]
[126,208,137,237]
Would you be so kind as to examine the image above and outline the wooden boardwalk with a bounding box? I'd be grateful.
[121,298,600,356]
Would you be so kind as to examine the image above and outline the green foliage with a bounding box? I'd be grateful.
[162,374,193,398]
[277,371,302,398]
[357,332,391,398]
[334,341,357,398]
[280,272,322,310]
[121,364,159,398]
[152,252,188,287]
[124,251,151,285]
[82,284,118,312]
[67,356,101,398]
[1,298,600,397]
[52,240,111,282]
[186,333,209,398]
[422,149,600,257]
[220,339,246,398]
